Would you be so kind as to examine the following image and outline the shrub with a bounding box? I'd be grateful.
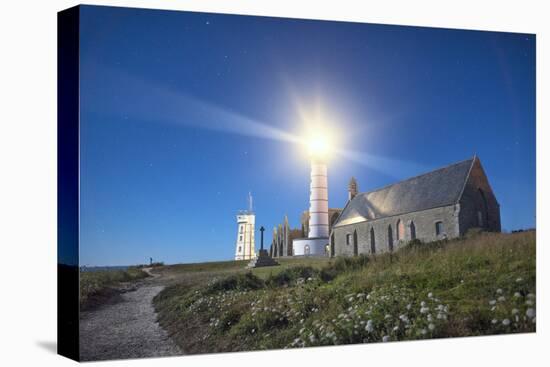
[331,254,370,273]
[266,266,319,287]
[205,272,265,294]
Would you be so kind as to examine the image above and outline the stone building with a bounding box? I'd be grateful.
[331,156,500,257]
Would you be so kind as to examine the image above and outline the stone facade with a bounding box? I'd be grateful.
[332,205,459,256]
[331,157,500,257]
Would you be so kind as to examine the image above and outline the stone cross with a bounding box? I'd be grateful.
[260,226,265,251]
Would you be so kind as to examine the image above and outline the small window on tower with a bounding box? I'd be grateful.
[238,246,242,253]
[239,235,243,241]
[240,225,244,233]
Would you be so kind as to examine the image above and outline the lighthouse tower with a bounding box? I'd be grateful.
[292,135,331,256]
[234,193,256,260]
[308,158,330,238]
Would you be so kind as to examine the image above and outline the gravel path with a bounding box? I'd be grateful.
[79,270,182,361]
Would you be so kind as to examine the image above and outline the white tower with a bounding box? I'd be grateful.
[308,158,329,238]
[234,193,256,260]
[292,136,331,256]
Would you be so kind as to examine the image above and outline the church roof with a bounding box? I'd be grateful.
[333,157,476,227]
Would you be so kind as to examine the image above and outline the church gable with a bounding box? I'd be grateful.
[458,157,501,233]
[334,158,475,227]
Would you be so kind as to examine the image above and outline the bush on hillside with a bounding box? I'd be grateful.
[205,272,265,294]
[266,266,319,287]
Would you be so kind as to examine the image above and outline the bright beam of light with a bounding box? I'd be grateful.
[88,66,430,179]
[85,65,301,146]
[335,148,433,179]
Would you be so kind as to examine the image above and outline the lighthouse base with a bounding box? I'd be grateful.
[292,237,330,257]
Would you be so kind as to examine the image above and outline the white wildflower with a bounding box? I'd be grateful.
[497,296,506,302]
[489,300,496,305]
[516,277,523,283]
[428,323,435,331]
[365,320,374,332]
[496,288,503,295]
[526,308,536,318]
[513,292,521,298]
[502,319,510,326]
[428,292,433,298]
[491,319,498,324]
[420,307,430,314]
[525,300,534,306]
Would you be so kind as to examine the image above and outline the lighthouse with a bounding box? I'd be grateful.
[234,193,256,260]
[292,133,331,256]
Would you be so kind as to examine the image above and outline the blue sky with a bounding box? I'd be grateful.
[78,5,536,266]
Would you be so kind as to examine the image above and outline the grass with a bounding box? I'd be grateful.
[80,267,149,309]
[153,231,536,354]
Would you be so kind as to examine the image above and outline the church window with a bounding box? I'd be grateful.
[370,228,376,254]
[477,211,483,227]
[353,230,358,256]
[346,233,352,245]
[410,221,416,240]
[388,225,394,252]
[397,219,405,241]
[240,225,244,233]
[238,246,242,253]
[239,235,243,241]
[478,189,489,227]
[435,221,443,236]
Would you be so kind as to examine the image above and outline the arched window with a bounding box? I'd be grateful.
[397,219,405,241]
[346,233,352,245]
[330,232,335,257]
[410,221,416,240]
[478,189,489,227]
[279,242,283,257]
[353,230,358,256]
[435,221,443,236]
[388,225,394,252]
[370,227,376,254]
[304,244,310,256]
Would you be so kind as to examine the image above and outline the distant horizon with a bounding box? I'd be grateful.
[71,5,536,267]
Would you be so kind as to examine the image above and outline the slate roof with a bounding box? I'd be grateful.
[333,157,475,227]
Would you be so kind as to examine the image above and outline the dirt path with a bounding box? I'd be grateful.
[79,269,182,361]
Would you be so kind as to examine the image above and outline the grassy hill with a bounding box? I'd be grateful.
[153,231,536,354]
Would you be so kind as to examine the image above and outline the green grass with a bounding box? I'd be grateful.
[153,231,536,354]
[80,267,149,309]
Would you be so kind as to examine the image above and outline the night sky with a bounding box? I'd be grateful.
[78,5,536,266]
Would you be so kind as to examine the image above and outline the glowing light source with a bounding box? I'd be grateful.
[306,131,333,159]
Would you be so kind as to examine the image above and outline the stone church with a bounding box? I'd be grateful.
[330,156,501,257]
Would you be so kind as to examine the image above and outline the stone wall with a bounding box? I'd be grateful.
[332,204,460,256]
